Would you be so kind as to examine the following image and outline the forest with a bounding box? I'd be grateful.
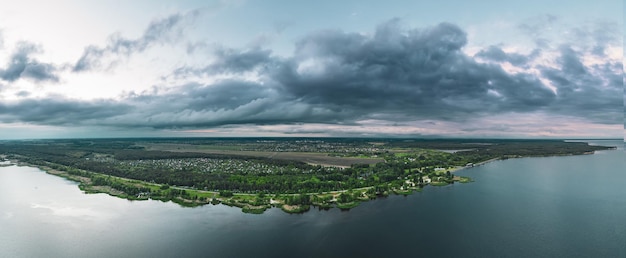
[0,138,614,213]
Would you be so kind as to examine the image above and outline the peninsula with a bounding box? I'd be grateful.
[0,138,615,214]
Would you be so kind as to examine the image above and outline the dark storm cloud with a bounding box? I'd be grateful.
[180,81,274,110]
[174,47,273,77]
[539,45,622,124]
[271,21,555,121]
[474,46,539,67]
[114,81,353,129]
[0,98,130,125]
[0,80,350,129]
[1,19,621,130]
[210,47,273,73]
[122,21,560,128]
[0,42,59,82]
[73,10,200,72]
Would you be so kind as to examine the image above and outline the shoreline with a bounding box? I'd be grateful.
[446,146,620,174]
[448,157,502,174]
[3,143,615,215]
[3,159,467,214]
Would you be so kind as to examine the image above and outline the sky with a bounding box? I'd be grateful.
[0,0,623,139]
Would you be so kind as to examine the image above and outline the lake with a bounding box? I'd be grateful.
[1,140,624,257]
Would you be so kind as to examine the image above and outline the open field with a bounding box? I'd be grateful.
[141,143,385,167]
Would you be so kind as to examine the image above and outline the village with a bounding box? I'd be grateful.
[0,138,611,214]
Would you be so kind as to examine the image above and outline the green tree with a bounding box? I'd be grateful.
[219,190,233,197]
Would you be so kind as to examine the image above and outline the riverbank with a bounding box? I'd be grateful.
[447,157,501,173]
[4,158,470,214]
[6,142,614,215]
[2,140,623,258]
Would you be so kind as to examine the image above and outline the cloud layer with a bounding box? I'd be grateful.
[0,17,622,137]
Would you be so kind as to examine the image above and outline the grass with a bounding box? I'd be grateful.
[458,176,473,183]
[281,204,311,214]
[393,189,414,195]
[336,201,360,210]
[242,205,268,214]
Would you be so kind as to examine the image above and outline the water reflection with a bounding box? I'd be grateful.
[1,140,624,257]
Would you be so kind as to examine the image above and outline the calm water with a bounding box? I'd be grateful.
[1,140,624,258]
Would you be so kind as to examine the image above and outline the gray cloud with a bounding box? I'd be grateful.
[0,98,130,125]
[159,20,621,128]
[211,47,273,73]
[0,80,347,129]
[474,46,539,67]
[73,10,200,72]
[0,42,59,82]
[15,91,30,97]
[519,15,621,58]
[114,81,352,129]
[272,21,555,121]
[1,19,621,133]
[569,20,620,57]
[174,47,273,77]
[540,45,622,124]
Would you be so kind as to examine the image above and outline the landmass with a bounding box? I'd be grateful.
[0,138,615,214]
